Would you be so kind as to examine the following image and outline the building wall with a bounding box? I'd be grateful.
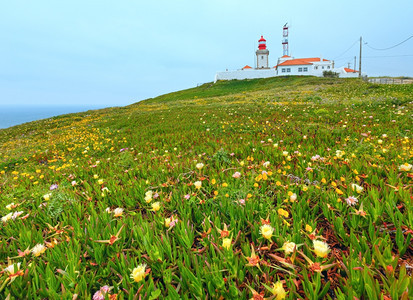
[215,69,277,83]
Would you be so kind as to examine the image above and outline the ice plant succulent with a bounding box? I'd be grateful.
[271,281,287,299]
[32,244,47,257]
[345,196,358,206]
[282,241,296,255]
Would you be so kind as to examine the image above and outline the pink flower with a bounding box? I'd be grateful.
[93,286,111,300]
[184,194,190,200]
[345,196,358,206]
[238,199,245,205]
[232,172,241,178]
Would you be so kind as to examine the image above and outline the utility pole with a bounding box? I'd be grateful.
[359,36,362,78]
[354,56,356,72]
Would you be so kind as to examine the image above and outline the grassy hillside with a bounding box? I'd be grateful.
[0,77,412,299]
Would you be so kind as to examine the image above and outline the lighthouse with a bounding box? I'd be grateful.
[256,35,269,69]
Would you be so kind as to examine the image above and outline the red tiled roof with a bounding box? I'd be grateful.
[344,68,358,73]
[242,65,252,69]
[277,59,313,66]
[277,57,330,66]
[281,55,291,58]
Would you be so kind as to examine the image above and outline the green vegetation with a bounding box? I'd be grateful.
[0,77,412,299]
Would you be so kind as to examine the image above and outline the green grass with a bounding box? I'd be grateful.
[0,77,412,299]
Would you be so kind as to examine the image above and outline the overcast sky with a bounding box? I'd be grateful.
[1,0,412,107]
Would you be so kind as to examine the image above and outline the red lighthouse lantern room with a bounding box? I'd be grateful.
[258,35,267,50]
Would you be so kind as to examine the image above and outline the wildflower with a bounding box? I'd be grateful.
[151,202,160,212]
[130,264,147,283]
[71,180,77,186]
[43,193,52,201]
[105,207,112,213]
[263,161,270,168]
[377,139,383,144]
[345,196,358,206]
[6,203,15,210]
[194,181,202,189]
[271,281,287,299]
[2,212,13,223]
[289,193,297,202]
[335,150,345,158]
[184,194,190,200]
[12,211,24,220]
[399,163,412,172]
[313,240,330,258]
[113,207,124,217]
[222,237,232,250]
[32,244,47,257]
[98,179,104,185]
[222,182,228,187]
[282,241,296,255]
[260,224,274,240]
[351,183,364,193]
[49,184,58,190]
[238,199,245,205]
[93,174,99,179]
[196,163,204,170]
[145,190,153,203]
[277,208,289,218]
[232,171,241,178]
[4,262,21,275]
[245,245,260,267]
[305,224,313,232]
[93,285,111,300]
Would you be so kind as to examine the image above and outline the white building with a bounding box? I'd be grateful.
[215,36,361,82]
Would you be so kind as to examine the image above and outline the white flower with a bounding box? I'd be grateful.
[263,161,270,168]
[282,241,296,255]
[399,163,412,172]
[290,193,297,202]
[194,181,202,189]
[260,224,274,240]
[351,183,364,193]
[4,262,21,275]
[196,163,204,170]
[6,203,15,210]
[1,212,13,223]
[113,207,124,217]
[282,151,288,156]
[12,211,24,220]
[232,171,241,178]
[32,244,47,257]
[313,240,330,258]
[336,150,345,158]
[345,196,358,206]
[144,190,153,203]
[130,264,147,283]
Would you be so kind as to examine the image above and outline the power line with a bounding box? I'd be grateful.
[365,35,413,51]
[363,54,413,58]
[333,39,359,59]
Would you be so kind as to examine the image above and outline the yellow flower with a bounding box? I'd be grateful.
[222,182,228,187]
[43,193,52,201]
[276,181,281,186]
[211,179,216,185]
[151,202,160,212]
[282,241,296,255]
[302,185,308,192]
[165,217,171,227]
[313,240,330,258]
[32,244,47,257]
[278,208,289,218]
[98,179,104,185]
[271,281,287,299]
[93,174,99,179]
[305,224,313,233]
[321,178,326,184]
[130,264,147,283]
[260,224,274,240]
[222,238,232,250]
[194,181,202,189]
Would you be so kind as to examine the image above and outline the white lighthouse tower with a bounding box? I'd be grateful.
[256,35,269,69]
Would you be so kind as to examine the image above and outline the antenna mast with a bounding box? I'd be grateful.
[282,23,289,56]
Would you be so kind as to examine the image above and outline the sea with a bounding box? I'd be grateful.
[0,105,104,129]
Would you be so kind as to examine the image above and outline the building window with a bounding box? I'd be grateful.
[287,68,291,72]
[261,56,264,59]
[303,67,308,72]
[314,66,318,70]
[322,66,324,69]
[298,67,303,72]
[282,68,286,73]
[327,66,330,69]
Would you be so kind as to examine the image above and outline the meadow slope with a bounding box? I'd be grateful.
[0,77,412,299]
